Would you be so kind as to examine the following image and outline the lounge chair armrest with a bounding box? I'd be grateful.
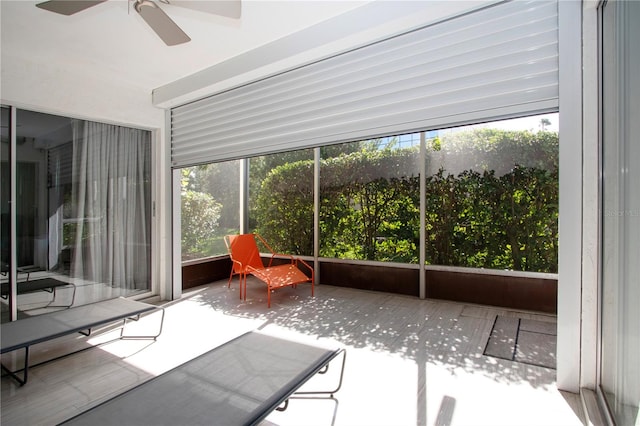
[295,257,313,276]
[230,258,245,269]
[266,253,296,267]
[246,265,274,285]
[246,265,262,274]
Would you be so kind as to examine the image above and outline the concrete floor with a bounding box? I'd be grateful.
[1,279,585,425]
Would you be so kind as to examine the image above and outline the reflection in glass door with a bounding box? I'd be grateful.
[600,1,640,424]
[1,106,13,322]
[1,108,152,322]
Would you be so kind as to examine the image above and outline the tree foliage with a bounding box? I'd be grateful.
[181,169,223,260]
[189,162,240,231]
[181,190,222,260]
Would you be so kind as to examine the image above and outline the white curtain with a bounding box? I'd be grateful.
[71,121,150,290]
[47,142,72,271]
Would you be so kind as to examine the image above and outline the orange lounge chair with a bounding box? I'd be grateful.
[224,234,314,307]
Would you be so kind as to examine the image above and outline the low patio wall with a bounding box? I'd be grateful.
[182,257,557,314]
[425,267,557,314]
[182,257,232,290]
[319,261,419,297]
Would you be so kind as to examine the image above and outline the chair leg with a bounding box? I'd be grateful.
[228,272,245,299]
[243,275,248,301]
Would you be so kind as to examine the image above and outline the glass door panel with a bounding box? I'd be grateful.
[2,108,152,316]
[1,106,12,323]
[600,1,640,424]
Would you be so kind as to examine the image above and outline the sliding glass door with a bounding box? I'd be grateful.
[1,108,152,322]
[1,106,12,322]
[600,1,640,423]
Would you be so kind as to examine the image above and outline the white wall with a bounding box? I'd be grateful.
[1,53,163,128]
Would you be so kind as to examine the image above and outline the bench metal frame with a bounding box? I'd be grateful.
[1,297,164,386]
[1,278,77,308]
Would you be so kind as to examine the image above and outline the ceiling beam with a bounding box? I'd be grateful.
[152,1,495,109]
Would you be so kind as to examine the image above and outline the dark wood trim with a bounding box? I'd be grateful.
[182,257,232,290]
[319,261,419,296]
[425,269,557,313]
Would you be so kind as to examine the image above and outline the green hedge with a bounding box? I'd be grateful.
[254,129,558,273]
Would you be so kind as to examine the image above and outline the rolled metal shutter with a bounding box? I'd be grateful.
[171,0,558,168]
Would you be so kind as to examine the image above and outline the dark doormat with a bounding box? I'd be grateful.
[483,315,556,369]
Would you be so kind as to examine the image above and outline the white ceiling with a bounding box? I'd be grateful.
[0,0,497,107]
[1,0,370,95]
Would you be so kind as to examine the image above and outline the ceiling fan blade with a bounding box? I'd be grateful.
[36,1,107,16]
[165,0,241,19]
[135,1,191,46]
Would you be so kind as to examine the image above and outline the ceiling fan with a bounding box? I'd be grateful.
[36,0,241,46]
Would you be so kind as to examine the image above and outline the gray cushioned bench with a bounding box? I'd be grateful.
[61,331,346,426]
[1,297,164,386]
